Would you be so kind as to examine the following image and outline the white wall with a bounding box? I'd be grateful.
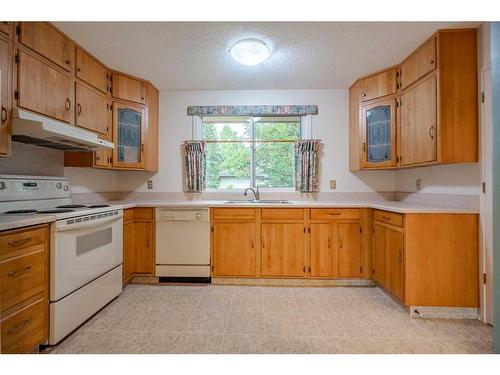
[116,89,397,193]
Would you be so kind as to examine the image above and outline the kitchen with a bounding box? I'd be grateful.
[0,3,499,369]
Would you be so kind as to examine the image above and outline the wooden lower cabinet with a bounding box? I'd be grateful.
[387,229,404,301]
[373,224,387,286]
[212,222,256,276]
[261,223,306,277]
[337,223,361,277]
[122,208,155,282]
[0,224,49,353]
[310,223,334,277]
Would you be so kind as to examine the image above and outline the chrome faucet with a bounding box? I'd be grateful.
[244,187,260,201]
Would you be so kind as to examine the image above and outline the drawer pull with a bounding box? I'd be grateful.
[7,237,32,247]
[327,237,331,249]
[327,212,341,216]
[250,236,254,249]
[382,216,391,221]
[65,98,71,111]
[1,105,7,122]
[7,265,33,278]
[7,316,32,335]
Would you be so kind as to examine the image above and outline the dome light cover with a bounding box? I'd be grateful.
[229,38,271,66]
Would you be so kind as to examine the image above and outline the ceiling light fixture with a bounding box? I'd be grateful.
[229,38,271,66]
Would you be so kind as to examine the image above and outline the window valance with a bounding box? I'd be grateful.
[187,105,318,117]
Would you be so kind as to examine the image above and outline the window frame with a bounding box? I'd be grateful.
[197,115,310,190]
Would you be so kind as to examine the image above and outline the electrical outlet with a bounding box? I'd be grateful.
[330,180,337,189]
[147,180,153,190]
[416,179,422,191]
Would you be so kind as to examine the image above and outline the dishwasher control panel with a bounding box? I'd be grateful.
[156,208,209,222]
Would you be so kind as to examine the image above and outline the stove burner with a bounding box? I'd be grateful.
[37,209,75,214]
[56,204,86,209]
[4,209,37,214]
[86,204,110,208]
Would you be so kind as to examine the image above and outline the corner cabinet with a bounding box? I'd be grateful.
[112,102,146,169]
[349,28,477,170]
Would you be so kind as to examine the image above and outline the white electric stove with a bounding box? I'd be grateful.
[0,175,123,345]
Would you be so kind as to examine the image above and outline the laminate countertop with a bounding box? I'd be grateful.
[0,214,57,232]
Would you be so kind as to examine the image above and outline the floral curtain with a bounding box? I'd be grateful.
[184,140,206,192]
[295,140,320,192]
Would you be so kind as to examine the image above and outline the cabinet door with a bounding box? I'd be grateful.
[212,222,256,276]
[75,83,111,135]
[400,37,436,90]
[0,36,12,156]
[361,98,397,168]
[373,224,387,287]
[94,132,113,168]
[400,75,437,166]
[122,220,134,281]
[133,221,154,274]
[387,229,404,301]
[0,22,12,37]
[76,47,109,94]
[18,22,74,72]
[262,223,305,277]
[112,102,145,168]
[17,51,74,123]
[310,223,335,277]
[337,223,361,277]
[360,68,397,102]
[112,73,145,104]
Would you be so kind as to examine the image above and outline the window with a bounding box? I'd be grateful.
[202,116,301,190]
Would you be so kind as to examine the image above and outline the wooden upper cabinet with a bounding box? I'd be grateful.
[349,80,363,171]
[400,37,436,90]
[261,223,305,277]
[337,223,361,277]
[1,35,13,156]
[112,102,146,169]
[144,82,159,172]
[400,75,437,166]
[76,47,110,94]
[360,68,397,102]
[212,222,256,276]
[112,72,146,104]
[0,22,12,37]
[18,22,75,72]
[310,223,335,277]
[75,83,111,135]
[17,50,74,124]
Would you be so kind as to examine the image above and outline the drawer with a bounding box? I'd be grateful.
[212,208,255,220]
[374,210,404,227]
[123,208,134,222]
[134,208,154,220]
[0,226,46,255]
[310,208,360,220]
[261,208,304,220]
[1,249,46,312]
[1,298,46,353]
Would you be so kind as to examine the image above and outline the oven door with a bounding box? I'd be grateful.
[50,210,123,301]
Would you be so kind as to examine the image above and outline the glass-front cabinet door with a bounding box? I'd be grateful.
[361,98,397,168]
[112,102,146,168]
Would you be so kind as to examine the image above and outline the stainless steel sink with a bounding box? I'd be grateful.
[224,199,292,204]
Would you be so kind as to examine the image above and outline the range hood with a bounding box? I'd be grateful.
[12,108,114,151]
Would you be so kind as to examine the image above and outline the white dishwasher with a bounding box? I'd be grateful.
[155,208,211,282]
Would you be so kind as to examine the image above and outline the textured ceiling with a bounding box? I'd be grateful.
[54,22,479,91]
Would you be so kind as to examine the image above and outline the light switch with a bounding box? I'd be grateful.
[147,180,153,190]
[330,180,337,189]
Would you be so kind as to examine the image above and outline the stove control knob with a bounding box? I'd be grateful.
[56,182,62,189]
[63,185,69,192]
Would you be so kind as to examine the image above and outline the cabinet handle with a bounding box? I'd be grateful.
[328,237,331,249]
[397,249,403,265]
[339,237,343,249]
[65,59,71,65]
[362,142,366,153]
[250,236,254,249]
[429,126,435,140]
[8,237,32,247]
[96,156,101,161]
[327,212,341,216]
[77,103,82,115]
[382,216,391,221]
[430,59,434,65]
[7,265,33,278]
[262,236,265,248]
[65,98,71,111]
[7,316,32,335]
[1,105,7,123]
[141,143,145,152]
[361,93,366,98]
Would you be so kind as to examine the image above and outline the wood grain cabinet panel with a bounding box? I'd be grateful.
[400,75,437,166]
[17,50,74,123]
[337,223,361,277]
[76,47,110,94]
[373,210,404,227]
[310,208,360,220]
[261,223,305,277]
[310,223,335,277]
[122,220,134,282]
[18,22,74,72]
[112,72,145,104]
[387,229,404,301]
[0,22,12,37]
[75,83,111,135]
[373,224,387,286]
[360,68,397,102]
[400,37,436,90]
[133,221,154,274]
[212,222,256,276]
[0,35,12,156]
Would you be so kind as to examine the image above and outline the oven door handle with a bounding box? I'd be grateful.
[56,215,123,232]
